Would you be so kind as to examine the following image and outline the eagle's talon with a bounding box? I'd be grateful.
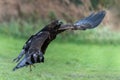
[29,64,36,71]
[30,65,32,71]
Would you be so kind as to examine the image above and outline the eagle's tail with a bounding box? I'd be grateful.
[13,56,27,71]
[13,51,44,71]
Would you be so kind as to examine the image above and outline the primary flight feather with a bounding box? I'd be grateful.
[13,11,106,71]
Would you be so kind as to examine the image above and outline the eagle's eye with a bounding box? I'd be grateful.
[47,20,63,30]
[57,20,63,25]
[52,20,63,30]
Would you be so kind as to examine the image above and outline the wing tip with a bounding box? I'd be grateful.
[73,10,106,30]
[90,10,106,28]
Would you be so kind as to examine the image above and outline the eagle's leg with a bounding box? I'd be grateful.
[25,56,34,71]
[29,65,33,71]
[13,49,25,62]
[28,51,43,71]
[29,64,36,71]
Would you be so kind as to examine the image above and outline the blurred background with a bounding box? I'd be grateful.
[0,0,120,80]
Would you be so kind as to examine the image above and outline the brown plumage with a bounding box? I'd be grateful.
[13,11,106,71]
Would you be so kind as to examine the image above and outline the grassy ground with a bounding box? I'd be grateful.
[0,34,120,80]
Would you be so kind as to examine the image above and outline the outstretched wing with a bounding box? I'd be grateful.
[59,11,106,30]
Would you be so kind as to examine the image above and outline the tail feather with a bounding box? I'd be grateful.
[13,56,28,71]
[13,49,25,62]
[13,50,44,71]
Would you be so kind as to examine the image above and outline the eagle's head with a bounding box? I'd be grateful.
[47,20,63,31]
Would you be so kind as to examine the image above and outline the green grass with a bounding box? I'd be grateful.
[0,34,120,80]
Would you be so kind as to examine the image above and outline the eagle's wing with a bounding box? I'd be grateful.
[59,11,106,30]
[13,35,35,62]
[13,31,50,71]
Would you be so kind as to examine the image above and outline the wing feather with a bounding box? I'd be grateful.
[59,11,106,30]
[13,31,50,71]
[29,31,50,49]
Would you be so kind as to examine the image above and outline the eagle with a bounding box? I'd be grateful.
[13,11,106,71]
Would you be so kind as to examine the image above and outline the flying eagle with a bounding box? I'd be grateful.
[13,11,106,71]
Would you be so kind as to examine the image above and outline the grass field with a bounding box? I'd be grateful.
[0,34,120,80]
